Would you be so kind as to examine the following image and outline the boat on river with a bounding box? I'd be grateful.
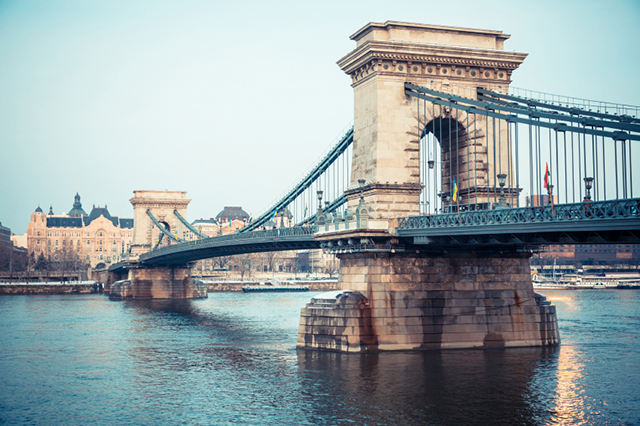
[533,272,640,290]
[242,278,309,293]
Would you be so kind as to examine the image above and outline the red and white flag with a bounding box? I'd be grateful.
[544,163,549,189]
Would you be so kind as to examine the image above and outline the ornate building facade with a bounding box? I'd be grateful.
[26,193,134,269]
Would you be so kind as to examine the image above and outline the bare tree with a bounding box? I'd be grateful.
[237,254,255,281]
[262,251,280,272]
[213,255,233,270]
[0,241,11,272]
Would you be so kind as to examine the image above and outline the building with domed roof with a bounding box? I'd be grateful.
[214,206,250,234]
[26,193,134,269]
[68,193,87,217]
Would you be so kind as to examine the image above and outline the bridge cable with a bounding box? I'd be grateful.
[146,210,186,243]
[173,210,206,238]
[241,127,354,233]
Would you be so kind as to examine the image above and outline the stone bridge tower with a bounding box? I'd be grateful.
[108,190,205,299]
[298,22,558,352]
[337,21,527,217]
[129,190,191,258]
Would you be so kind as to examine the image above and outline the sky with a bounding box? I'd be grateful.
[1,0,639,234]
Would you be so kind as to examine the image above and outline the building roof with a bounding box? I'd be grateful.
[47,217,83,228]
[83,206,116,226]
[68,193,88,217]
[215,206,249,222]
[191,218,218,226]
[120,218,134,229]
[34,205,43,213]
[276,207,293,219]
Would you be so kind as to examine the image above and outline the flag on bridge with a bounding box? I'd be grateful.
[452,178,458,202]
[249,213,253,223]
[544,162,549,189]
[304,203,308,218]
[271,209,278,219]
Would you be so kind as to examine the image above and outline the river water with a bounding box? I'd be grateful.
[1,290,639,425]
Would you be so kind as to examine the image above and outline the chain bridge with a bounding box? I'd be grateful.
[110,21,640,353]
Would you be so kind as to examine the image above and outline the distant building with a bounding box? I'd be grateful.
[190,218,219,237]
[215,206,249,234]
[188,205,334,276]
[26,193,134,269]
[0,221,10,247]
[536,243,640,265]
[526,194,558,207]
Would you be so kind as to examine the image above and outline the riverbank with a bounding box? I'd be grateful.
[0,279,339,295]
[0,281,101,295]
[203,279,339,292]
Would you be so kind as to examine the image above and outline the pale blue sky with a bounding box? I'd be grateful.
[1,0,639,234]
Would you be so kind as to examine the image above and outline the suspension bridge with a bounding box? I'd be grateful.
[110,21,639,353]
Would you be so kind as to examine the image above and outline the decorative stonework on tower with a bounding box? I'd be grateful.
[129,190,191,259]
[337,21,527,219]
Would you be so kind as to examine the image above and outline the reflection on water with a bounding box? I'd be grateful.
[0,291,639,425]
[548,345,587,425]
[297,347,559,425]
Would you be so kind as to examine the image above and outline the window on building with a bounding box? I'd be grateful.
[99,232,103,237]
[47,232,51,237]
[37,240,40,245]
[87,240,90,245]
[86,255,90,260]
[112,233,116,237]
[37,231,41,236]
[55,232,59,236]
[55,240,58,245]
[48,240,51,245]
[62,232,66,237]
[62,240,66,246]
[113,240,116,245]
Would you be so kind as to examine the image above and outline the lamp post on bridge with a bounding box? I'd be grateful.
[497,173,508,209]
[584,177,594,201]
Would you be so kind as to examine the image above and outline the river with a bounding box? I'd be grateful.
[1,290,639,425]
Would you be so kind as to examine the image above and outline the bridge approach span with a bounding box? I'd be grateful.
[138,226,319,266]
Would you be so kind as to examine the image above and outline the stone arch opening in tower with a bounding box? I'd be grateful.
[416,101,517,214]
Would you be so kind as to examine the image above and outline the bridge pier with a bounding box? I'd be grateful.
[297,250,558,352]
[109,266,207,299]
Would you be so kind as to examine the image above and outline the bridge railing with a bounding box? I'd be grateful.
[397,198,640,230]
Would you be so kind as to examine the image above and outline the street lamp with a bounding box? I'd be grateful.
[547,184,554,206]
[497,173,507,208]
[428,159,435,169]
[584,177,594,201]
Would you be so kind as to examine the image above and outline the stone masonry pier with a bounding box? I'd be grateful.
[109,266,207,299]
[297,251,558,352]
